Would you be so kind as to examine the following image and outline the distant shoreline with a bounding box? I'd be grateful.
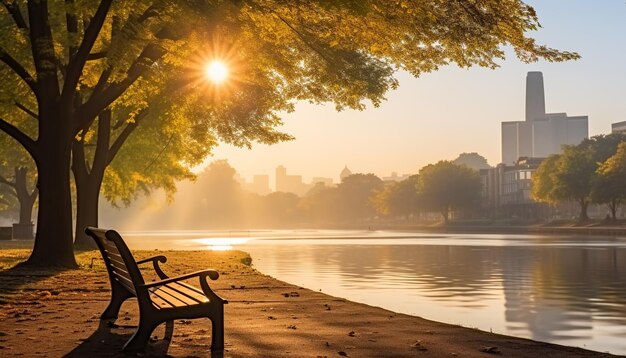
[374,224,626,237]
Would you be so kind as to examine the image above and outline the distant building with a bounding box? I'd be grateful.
[340,166,352,182]
[501,72,588,165]
[275,165,311,196]
[480,157,549,219]
[382,172,410,182]
[612,121,626,133]
[245,175,271,195]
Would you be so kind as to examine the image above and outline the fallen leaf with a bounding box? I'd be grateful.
[481,346,500,354]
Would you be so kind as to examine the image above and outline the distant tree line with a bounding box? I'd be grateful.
[102,159,482,229]
[532,133,626,222]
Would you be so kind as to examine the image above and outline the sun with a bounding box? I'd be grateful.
[205,60,229,84]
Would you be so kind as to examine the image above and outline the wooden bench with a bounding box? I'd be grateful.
[85,227,227,353]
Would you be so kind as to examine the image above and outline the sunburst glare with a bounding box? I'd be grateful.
[205,60,229,84]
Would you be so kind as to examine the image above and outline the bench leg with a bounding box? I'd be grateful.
[164,320,174,341]
[210,313,224,352]
[101,283,133,320]
[123,318,158,352]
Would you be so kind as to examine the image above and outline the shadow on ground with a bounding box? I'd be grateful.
[63,320,173,357]
[0,264,67,304]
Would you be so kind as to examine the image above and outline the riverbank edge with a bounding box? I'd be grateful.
[0,247,618,357]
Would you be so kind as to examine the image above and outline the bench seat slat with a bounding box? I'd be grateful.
[160,283,207,304]
[150,290,178,309]
[173,281,205,296]
[149,284,208,309]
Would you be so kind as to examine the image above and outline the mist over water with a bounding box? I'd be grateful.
[123,230,626,355]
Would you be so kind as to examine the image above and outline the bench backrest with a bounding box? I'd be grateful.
[85,227,146,297]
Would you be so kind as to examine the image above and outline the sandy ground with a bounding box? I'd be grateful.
[0,247,618,357]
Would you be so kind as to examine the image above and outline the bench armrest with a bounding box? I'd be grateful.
[136,255,168,279]
[141,269,219,289]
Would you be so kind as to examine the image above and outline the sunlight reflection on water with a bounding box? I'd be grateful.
[194,237,250,251]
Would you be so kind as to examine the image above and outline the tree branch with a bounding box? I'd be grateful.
[75,44,165,133]
[87,51,108,61]
[15,101,38,120]
[65,0,79,59]
[1,0,28,29]
[71,134,89,177]
[0,116,37,157]
[62,0,113,100]
[92,109,111,173]
[107,109,148,165]
[0,174,16,189]
[0,48,37,93]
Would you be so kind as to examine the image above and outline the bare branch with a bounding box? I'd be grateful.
[92,109,111,173]
[0,48,37,93]
[1,0,28,29]
[75,44,165,133]
[62,0,113,100]
[15,101,38,120]
[107,109,148,165]
[0,116,37,158]
[87,51,108,61]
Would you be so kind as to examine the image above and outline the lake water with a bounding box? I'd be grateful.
[123,230,626,355]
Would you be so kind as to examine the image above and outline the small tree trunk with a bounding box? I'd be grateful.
[15,167,38,225]
[609,200,618,222]
[441,208,449,225]
[73,176,102,249]
[578,200,589,222]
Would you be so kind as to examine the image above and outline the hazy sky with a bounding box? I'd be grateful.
[210,1,626,187]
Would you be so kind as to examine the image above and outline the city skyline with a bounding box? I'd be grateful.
[501,71,588,165]
[209,1,626,183]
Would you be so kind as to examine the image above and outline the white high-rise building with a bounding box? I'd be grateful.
[501,72,588,165]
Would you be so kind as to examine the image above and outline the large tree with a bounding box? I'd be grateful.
[417,161,481,223]
[532,134,626,222]
[531,154,560,206]
[372,175,420,219]
[0,1,578,267]
[593,142,626,221]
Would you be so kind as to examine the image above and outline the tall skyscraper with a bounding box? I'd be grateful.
[501,72,588,164]
[525,72,546,122]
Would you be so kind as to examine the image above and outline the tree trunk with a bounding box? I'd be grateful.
[72,111,110,249]
[578,200,589,222]
[15,167,38,225]
[25,137,77,268]
[73,174,102,249]
[609,200,618,222]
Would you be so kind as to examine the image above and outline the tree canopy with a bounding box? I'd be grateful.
[532,134,626,221]
[593,141,626,220]
[417,161,481,223]
[0,0,579,267]
[372,175,420,218]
